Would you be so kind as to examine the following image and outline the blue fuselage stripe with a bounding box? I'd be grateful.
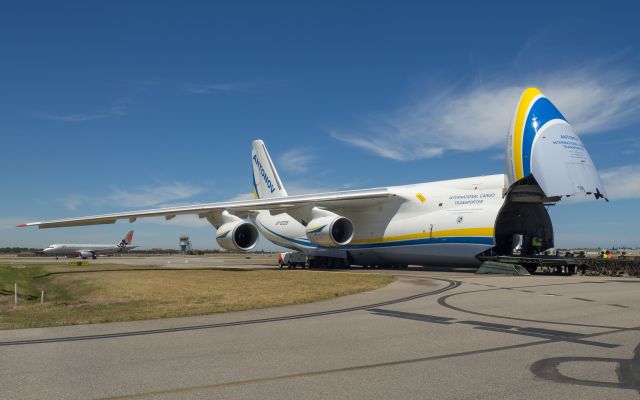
[259,222,318,247]
[346,236,494,248]
[258,222,493,250]
[522,97,566,177]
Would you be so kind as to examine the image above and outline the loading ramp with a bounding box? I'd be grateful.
[477,255,640,276]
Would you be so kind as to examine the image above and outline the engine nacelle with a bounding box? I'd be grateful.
[216,221,259,251]
[79,251,94,259]
[305,215,354,247]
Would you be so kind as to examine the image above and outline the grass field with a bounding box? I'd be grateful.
[0,263,393,330]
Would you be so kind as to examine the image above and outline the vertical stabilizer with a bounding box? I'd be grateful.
[118,230,134,247]
[251,140,288,199]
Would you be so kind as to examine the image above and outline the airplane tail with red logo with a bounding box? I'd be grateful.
[117,230,134,248]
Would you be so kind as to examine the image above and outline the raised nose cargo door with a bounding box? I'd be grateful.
[504,88,607,202]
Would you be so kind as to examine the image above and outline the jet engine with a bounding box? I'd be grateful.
[305,215,354,247]
[216,221,259,251]
[79,251,95,259]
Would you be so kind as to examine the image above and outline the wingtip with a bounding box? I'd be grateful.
[16,223,28,227]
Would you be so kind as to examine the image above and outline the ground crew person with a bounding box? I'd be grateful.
[531,236,542,254]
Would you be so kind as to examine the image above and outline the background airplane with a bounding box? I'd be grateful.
[21,88,607,271]
[42,230,135,259]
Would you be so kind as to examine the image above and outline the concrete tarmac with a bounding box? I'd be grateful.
[0,262,638,399]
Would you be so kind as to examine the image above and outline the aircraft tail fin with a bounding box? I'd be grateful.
[251,140,288,199]
[118,230,134,248]
[504,88,607,201]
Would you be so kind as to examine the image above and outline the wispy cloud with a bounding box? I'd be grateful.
[278,148,315,174]
[600,164,640,200]
[109,182,206,208]
[333,60,640,161]
[598,137,640,156]
[181,82,259,94]
[37,97,130,122]
[61,196,88,211]
[227,192,256,202]
[283,183,339,196]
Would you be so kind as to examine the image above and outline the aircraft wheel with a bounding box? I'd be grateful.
[523,263,538,274]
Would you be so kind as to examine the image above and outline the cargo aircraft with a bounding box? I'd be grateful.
[42,230,135,259]
[20,89,607,270]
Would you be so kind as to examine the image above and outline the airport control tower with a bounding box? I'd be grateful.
[179,235,192,255]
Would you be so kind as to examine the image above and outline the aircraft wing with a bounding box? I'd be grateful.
[91,246,138,255]
[17,188,391,229]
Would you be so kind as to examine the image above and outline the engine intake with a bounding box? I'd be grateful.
[216,221,259,251]
[79,251,94,259]
[305,215,354,247]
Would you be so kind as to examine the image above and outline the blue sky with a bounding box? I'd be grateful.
[1,1,639,250]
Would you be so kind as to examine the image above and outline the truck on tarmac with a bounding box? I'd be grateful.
[278,252,307,268]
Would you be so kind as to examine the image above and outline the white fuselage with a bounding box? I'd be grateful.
[43,244,131,258]
[252,174,506,267]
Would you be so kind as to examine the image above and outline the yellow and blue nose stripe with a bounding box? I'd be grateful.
[512,88,566,180]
